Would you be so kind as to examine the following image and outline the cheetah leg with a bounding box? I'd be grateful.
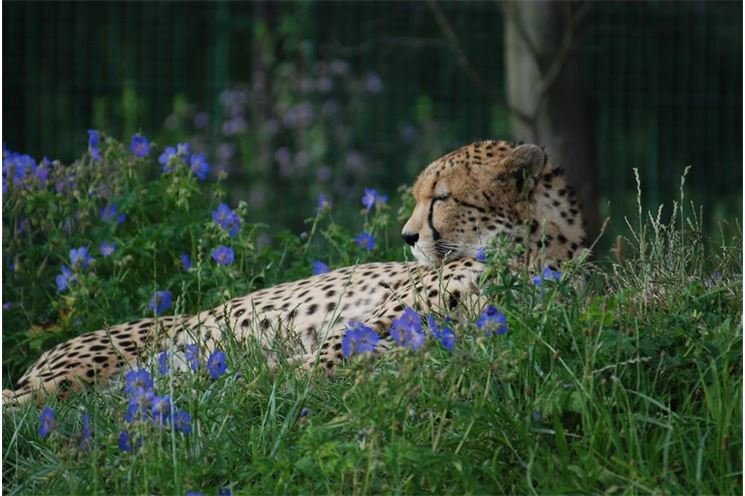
[308,260,484,373]
[305,259,485,374]
[2,316,182,406]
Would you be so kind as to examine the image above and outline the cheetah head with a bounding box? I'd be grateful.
[402,140,582,267]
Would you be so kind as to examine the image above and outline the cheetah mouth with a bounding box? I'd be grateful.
[411,240,473,266]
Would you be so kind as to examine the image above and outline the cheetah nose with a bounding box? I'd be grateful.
[402,232,419,246]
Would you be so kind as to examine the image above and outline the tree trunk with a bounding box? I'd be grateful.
[504,1,600,244]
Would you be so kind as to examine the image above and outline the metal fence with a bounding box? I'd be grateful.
[4,1,741,237]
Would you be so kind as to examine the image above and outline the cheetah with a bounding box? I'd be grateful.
[3,140,586,405]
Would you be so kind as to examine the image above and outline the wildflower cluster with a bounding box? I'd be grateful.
[361,188,388,211]
[38,406,57,438]
[158,142,211,180]
[390,307,426,351]
[119,368,193,446]
[342,304,508,358]
[37,405,93,450]
[36,345,231,454]
[341,322,380,357]
[158,43,399,227]
[2,147,49,193]
[56,247,95,292]
[212,203,241,237]
[531,267,562,286]
[88,129,101,161]
[100,203,126,224]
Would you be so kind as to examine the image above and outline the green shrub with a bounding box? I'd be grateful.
[2,140,741,494]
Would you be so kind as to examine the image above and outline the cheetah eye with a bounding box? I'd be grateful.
[434,193,450,201]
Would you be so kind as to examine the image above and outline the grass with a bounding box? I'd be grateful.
[2,141,742,494]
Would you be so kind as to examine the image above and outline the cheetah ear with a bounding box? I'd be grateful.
[498,144,546,176]
[493,144,546,194]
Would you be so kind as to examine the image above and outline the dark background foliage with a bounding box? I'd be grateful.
[3,0,742,243]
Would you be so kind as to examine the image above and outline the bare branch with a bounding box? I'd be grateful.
[427,0,534,129]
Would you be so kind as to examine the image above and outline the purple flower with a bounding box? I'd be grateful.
[365,72,384,93]
[312,261,330,275]
[189,153,210,181]
[390,307,426,351]
[39,406,56,438]
[174,409,192,434]
[317,193,332,211]
[16,217,29,235]
[70,246,94,269]
[185,344,200,371]
[159,146,177,171]
[177,143,191,156]
[3,302,12,310]
[118,431,141,452]
[88,130,101,162]
[149,290,173,316]
[99,241,115,257]
[341,322,380,357]
[100,203,126,224]
[355,232,376,251]
[475,247,487,262]
[207,350,228,380]
[158,352,170,375]
[151,394,172,425]
[159,143,191,173]
[211,245,235,266]
[217,142,236,161]
[300,408,310,417]
[6,254,15,273]
[125,388,154,423]
[274,147,292,167]
[211,203,241,237]
[2,151,38,189]
[330,59,349,76]
[427,315,455,351]
[399,123,417,144]
[80,413,93,449]
[123,369,154,396]
[476,305,508,336]
[179,253,193,270]
[55,265,76,292]
[531,267,563,286]
[361,188,388,210]
[35,159,49,186]
[194,112,209,128]
[130,133,151,158]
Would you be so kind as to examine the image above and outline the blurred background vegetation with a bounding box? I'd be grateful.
[3,0,742,251]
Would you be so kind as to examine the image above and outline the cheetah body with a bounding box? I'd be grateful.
[4,140,586,404]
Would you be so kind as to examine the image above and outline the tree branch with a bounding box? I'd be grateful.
[427,0,534,128]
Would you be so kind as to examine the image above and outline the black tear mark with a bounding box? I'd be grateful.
[427,198,443,241]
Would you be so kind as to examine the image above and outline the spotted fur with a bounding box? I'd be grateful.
[3,140,586,405]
